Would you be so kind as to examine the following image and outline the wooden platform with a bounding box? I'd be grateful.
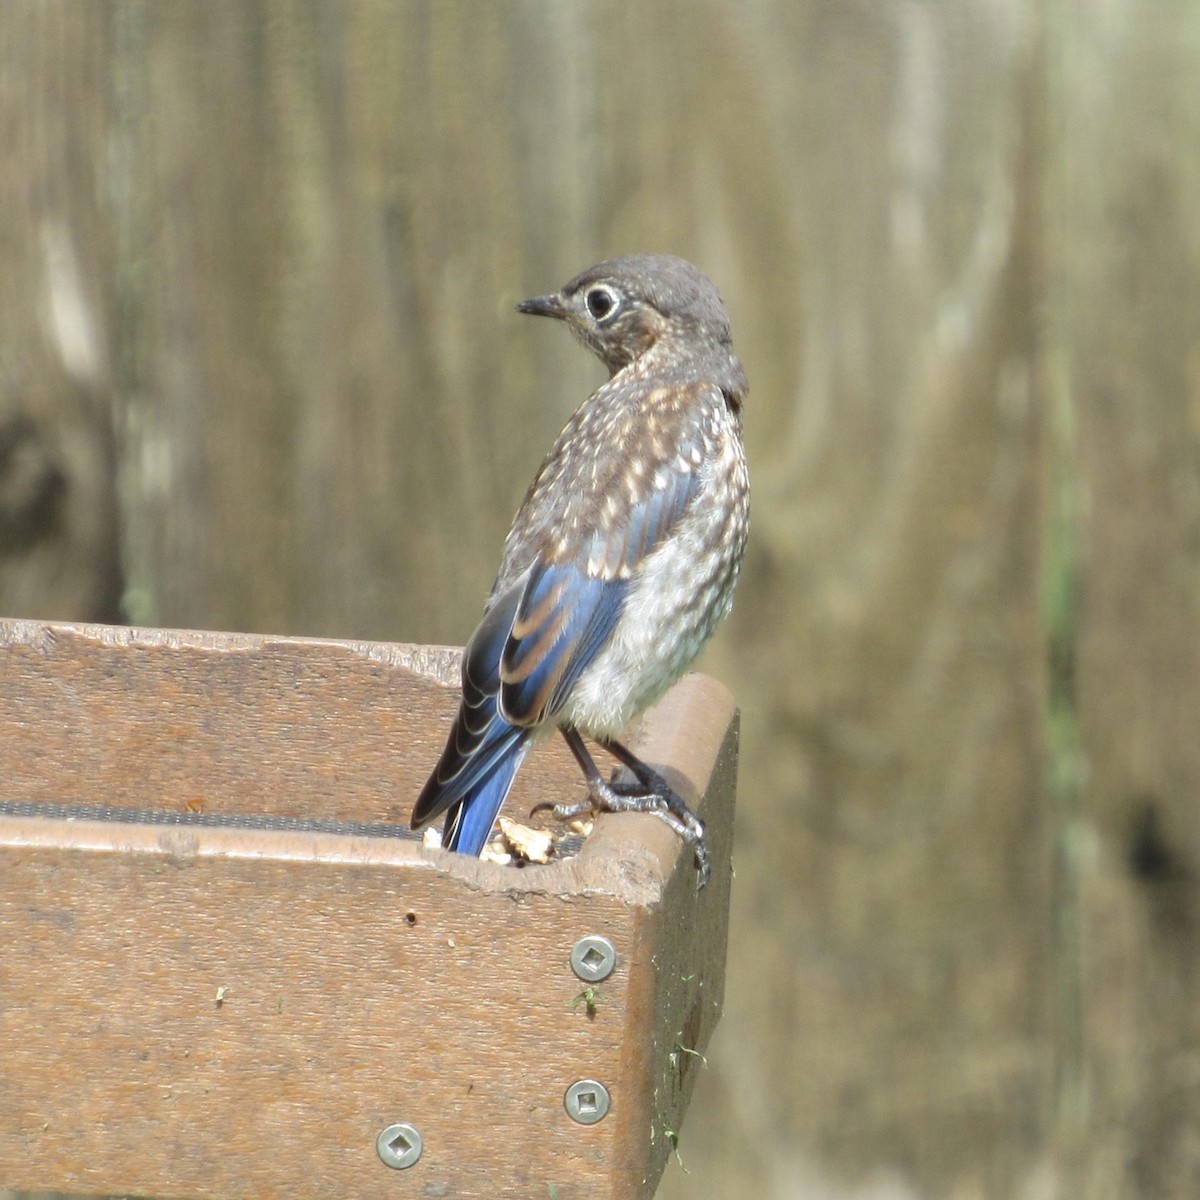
[0,619,738,1200]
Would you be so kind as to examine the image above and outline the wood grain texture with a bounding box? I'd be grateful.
[1052,4,1200,1191]
[0,5,121,624]
[0,620,738,1199]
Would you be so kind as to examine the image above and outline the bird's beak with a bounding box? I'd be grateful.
[516,293,569,320]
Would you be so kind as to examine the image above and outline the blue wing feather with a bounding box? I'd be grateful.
[498,467,701,725]
[499,563,629,726]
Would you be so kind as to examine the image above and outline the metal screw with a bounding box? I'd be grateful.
[570,935,617,983]
[376,1122,423,1169]
[564,1078,611,1125]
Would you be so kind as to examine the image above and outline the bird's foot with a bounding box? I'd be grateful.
[539,768,710,888]
[601,775,711,890]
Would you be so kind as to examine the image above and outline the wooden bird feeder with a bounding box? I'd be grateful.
[0,617,738,1199]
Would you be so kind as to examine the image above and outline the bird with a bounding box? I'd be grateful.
[409,254,749,886]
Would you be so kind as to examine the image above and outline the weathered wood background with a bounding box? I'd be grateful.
[2,2,1199,1197]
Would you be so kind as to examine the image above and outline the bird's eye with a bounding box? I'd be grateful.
[585,286,620,323]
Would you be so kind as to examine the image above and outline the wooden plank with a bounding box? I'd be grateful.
[0,619,736,1199]
[1054,4,1200,1191]
[0,619,497,825]
[0,4,122,627]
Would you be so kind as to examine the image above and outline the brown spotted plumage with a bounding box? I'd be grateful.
[410,255,749,885]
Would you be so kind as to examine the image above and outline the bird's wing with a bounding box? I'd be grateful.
[497,390,711,726]
[497,563,631,727]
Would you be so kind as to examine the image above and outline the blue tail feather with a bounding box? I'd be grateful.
[443,734,531,856]
[411,687,532,856]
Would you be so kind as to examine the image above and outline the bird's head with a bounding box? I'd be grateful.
[517,255,742,393]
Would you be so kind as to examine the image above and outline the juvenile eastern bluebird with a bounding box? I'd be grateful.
[409,254,749,885]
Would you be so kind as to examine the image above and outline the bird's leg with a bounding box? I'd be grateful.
[539,727,710,887]
[599,736,711,887]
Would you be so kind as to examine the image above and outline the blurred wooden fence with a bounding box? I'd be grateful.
[2,2,1199,1197]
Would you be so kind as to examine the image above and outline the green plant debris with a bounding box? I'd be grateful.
[571,986,604,1017]
[669,1041,707,1073]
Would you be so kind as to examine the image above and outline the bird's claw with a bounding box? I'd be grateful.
[534,772,711,889]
